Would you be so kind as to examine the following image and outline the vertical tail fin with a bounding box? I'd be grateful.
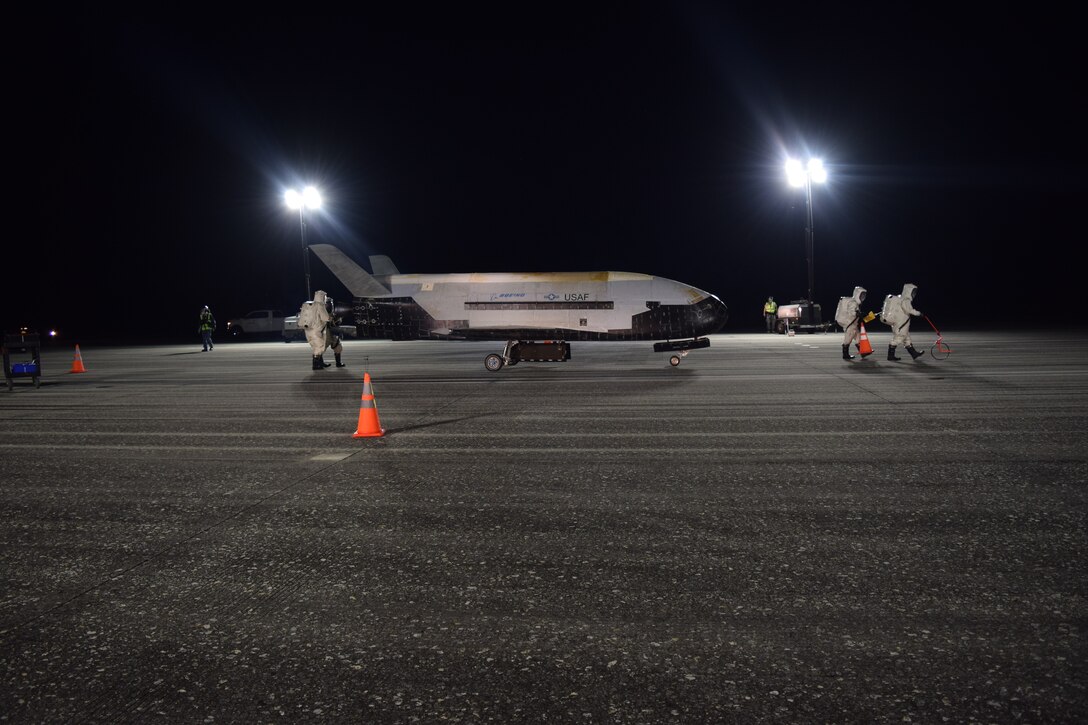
[309,244,391,297]
[369,255,400,276]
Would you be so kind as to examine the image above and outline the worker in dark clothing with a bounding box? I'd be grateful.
[763,297,778,333]
[323,294,346,369]
[199,306,216,352]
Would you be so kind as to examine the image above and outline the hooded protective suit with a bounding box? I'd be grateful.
[298,290,344,369]
[836,286,867,346]
[884,283,922,347]
[299,290,331,353]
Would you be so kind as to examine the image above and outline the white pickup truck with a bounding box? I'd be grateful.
[282,315,357,342]
[225,310,287,339]
[282,315,305,342]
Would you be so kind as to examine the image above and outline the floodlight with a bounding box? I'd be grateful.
[284,185,324,300]
[302,186,322,209]
[785,159,805,188]
[784,155,831,304]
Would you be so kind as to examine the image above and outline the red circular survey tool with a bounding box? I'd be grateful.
[924,315,952,360]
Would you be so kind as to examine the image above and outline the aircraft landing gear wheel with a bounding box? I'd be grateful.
[669,355,681,367]
[484,353,504,371]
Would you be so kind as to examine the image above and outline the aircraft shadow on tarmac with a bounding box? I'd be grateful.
[384,414,491,435]
[844,363,913,374]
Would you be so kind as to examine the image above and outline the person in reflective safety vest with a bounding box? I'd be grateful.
[763,297,778,333]
[198,306,215,352]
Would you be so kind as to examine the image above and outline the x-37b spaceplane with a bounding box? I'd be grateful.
[309,244,728,370]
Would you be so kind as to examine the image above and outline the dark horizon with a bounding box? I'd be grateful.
[7,6,1079,343]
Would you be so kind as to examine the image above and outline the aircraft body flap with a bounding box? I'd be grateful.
[310,244,391,298]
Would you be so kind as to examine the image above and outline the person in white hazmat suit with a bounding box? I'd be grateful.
[834,286,868,360]
[881,282,924,361]
[298,290,345,370]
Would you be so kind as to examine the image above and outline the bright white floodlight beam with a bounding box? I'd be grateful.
[285,186,321,210]
[302,186,322,209]
[785,158,805,188]
[808,158,828,184]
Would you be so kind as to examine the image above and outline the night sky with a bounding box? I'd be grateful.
[8,5,1079,342]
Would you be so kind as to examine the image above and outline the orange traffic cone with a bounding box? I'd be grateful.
[857,324,873,357]
[352,372,385,438]
[70,344,87,373]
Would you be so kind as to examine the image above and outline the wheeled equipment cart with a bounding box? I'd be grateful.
[3,332,42,390]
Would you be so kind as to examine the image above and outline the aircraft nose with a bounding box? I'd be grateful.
[694,294,728,335]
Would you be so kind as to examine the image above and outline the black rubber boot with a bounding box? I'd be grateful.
[842,344,855,360]
[335,352,345,368]
[312,356,322,370]
[907,344,925,360]
[888,345,901,361]
[318,355,331,368]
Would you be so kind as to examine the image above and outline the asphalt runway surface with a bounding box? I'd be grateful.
[2,331,1085,722]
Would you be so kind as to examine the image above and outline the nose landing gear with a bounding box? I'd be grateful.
[668,349,689,367]
[654,337,710,367]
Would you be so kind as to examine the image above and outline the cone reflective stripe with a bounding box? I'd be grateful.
[70,344,87,373]
[858,323,873,357]
[352,372,385,438]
